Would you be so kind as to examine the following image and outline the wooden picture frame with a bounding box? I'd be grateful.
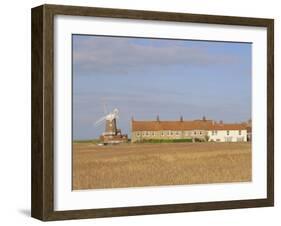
[31,4,274,221]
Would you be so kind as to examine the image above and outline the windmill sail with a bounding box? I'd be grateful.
[95,116,107,126]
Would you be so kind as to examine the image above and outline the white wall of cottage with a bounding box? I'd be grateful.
[207,130,247,142]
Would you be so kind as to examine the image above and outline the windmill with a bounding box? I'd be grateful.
[95,108,128,145]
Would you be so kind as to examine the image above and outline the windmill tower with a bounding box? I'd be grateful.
[95,108,128,144]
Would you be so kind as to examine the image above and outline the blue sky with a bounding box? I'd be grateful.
[72,35,252,140]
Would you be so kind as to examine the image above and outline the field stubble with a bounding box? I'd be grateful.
[73,142,251,190]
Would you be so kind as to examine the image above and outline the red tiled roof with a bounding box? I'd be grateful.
[131,120,247,131]
[211,123,247,131]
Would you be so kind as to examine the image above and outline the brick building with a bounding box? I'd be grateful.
[131,116,248,143]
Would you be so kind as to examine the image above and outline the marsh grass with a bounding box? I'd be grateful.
[73,142,251,190]
[73,139,99,144]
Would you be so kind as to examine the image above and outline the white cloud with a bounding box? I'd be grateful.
[73,36,240,75]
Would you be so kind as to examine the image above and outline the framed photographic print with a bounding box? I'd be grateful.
[31,4,274,221]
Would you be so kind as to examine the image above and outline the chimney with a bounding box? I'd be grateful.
[180,116,183,122]
[219,120,223,124]
[202,116,206,121]
[156,115,160,122]
[248,119,252,125]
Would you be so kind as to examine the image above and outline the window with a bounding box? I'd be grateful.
[161,132,164,136]
[239,130,241,135]
[227,130,230,135]
[137,132,140,137]
[237,137,244,142]
[225,137,232,142]
[194,131,196,135]
[212,130,218,135]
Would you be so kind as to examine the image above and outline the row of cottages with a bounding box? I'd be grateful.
[131,116,249,143]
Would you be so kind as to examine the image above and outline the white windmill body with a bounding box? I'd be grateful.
[95,108,128,144]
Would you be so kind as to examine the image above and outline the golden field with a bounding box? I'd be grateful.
[72,142,251,190]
